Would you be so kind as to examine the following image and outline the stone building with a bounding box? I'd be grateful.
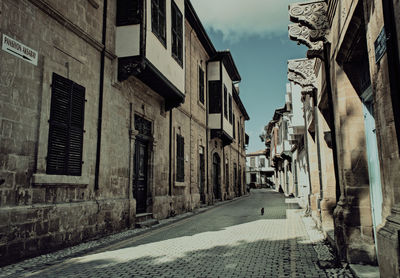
[245,150,273,188]
[286,0,400,275]
[0,0,249,265]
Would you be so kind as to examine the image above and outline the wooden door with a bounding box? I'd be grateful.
[134,139,148,213]
[362,87,383,253]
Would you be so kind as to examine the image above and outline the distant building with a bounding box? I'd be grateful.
[245,150,273,188]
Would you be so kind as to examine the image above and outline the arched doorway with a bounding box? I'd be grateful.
[213,153,221,200]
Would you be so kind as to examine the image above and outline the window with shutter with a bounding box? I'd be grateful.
[224,86,228,119]
[229,95,232,123]
[152,0,166,46]
[209,81,221,114]
[199,67,204,104]
[233,114,236,139]
[176,134,184,182]
[171,1,183,65]
[116,0,142,26]
[47,73,85,176]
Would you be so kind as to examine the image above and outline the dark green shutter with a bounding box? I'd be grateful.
[176,135,184,182]
[47,73,85,176]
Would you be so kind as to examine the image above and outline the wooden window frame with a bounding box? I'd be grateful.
[229,95,232,124]
[151,0,166,46]
[171,0,183,66]
[224,86,228,119]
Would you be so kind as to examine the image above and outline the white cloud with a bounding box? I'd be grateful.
[191,0,298,43]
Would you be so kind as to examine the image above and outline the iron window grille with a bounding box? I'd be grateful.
[171,1,183,65]
[176,134,185,182]
[47,73,85,176]
[151,0,166,46]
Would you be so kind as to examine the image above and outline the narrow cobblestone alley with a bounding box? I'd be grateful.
[0,190,352,278]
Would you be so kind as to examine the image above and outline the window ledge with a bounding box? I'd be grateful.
[32,174,89,187]
[174,181,186,187]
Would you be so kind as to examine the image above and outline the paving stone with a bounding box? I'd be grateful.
[0,189,354,277]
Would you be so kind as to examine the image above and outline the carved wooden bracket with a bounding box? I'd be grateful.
[288,1,329,59]
[118,57,146,82]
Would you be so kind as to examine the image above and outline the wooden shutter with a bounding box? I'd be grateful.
[209,81,222,114]
[224,86,228,118]
[47,73,85,176]
[68,83,85,175]
[199,67,204,104]
[176,135,184,182]
[233,114,236,138]
[229,95,232,123]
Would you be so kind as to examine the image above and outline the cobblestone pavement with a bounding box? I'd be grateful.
[1,189,353,277]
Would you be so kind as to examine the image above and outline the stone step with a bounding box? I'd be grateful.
[135,218,159,228]
[135,212,153,222]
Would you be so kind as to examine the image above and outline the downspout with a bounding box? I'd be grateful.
[381,0,400,155]
[94,0,108,190]
[323,43,341,203]
[238,116,241,196]
[189,28,194,201]
[223,145,225,200]
[206,61,209,197]
[169,109,173,196]
[128,102,133,227]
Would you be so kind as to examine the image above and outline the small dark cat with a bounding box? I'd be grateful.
[261,207,264,215]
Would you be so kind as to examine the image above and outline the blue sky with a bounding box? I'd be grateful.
[191,0,307,153]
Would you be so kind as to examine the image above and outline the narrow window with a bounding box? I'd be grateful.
[116,0,141,26]
[209,81,222,113]
[229,95,232,123]
[151,0,166,45]
[238,121,240,143]
[224,86,228,119]
[199,67,204,104]
[233,114,236,138]
[176,134,184,182]
[171,1,183,65]
[47,73,85,176]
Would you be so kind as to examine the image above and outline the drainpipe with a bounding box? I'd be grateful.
[206,61,209,199]
[381,0,400,155]
[169,109,173,196]
[323,43,341,203]
[94,0,108,190]
[128,102,133,227]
